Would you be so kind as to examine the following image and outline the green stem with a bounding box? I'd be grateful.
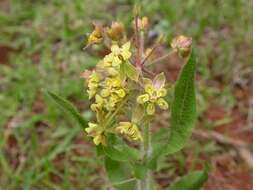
[144,120,151,190]
[112,178,136,186]
[138,119,151,190]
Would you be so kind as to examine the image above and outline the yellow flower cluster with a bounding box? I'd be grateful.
[116,122,143,141]
[137,75,168,115]
[87,71,101,99]
[85,42,134,145]
[87,41,132,113]
[90,76,126,112]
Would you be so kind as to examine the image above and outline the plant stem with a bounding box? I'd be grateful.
[138,119,151,190]
[115,178,136,186]
[144,120,151,190]
[145,50,175,66]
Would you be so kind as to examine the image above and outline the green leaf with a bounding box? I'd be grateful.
[103,144,141,162]
[105,157,135,190]
[96,144,104,157]
[166,50,196,154]
[131,162,147,180]
[46,91,87,129]
[148,51,196,169]
[168,164,209,190]
[124,61,139,81]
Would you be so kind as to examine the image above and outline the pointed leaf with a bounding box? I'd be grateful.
[148,51,196,169]
[168,164,209,190]
[166,51,196,154]
[105,157,135,190]
[47,91,87,129]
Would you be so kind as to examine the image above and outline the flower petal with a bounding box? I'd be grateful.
[153,72,166,90]
[147,103,155,115]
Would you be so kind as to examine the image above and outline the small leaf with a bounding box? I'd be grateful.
[167,164,209,190]
[46,91,87,129]
[105,157,135,190]
[131,162,147,180]
[124,61,139,81]
[165,50,196,154]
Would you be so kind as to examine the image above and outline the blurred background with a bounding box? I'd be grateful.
[0,0,252,189]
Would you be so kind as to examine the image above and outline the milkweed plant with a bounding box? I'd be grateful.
[48,7,209,190]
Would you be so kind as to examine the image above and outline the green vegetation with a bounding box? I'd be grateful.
[0,0,252,189]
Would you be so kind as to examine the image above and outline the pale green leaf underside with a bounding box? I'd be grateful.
[47,91,87,129]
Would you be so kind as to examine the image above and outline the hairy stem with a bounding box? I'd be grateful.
[138,119,151,190]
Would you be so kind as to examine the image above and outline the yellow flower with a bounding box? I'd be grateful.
[137,73,168,115]
[156,98,168,110]
[120,42,131,60]
[85,122,106,146]
[85,122,99,134]
[90,94,104,111]
[87,71,101,99]
[137,94,149,104]
[101,76,126,110]
[102,42,132,68]
[147,103,155,115]
[107,67,118,76]
[100,89,110,97]
[93,134,106,145]
[105,94,121,111]
[116,122,143,141]
[105,77,122,88]
[115,89,126,98]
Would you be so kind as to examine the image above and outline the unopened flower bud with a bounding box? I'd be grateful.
[133,5,140,17]
[135,17,149,31]
[141,16,149,30]
[107,21,125,40]
[171,35,192,57]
